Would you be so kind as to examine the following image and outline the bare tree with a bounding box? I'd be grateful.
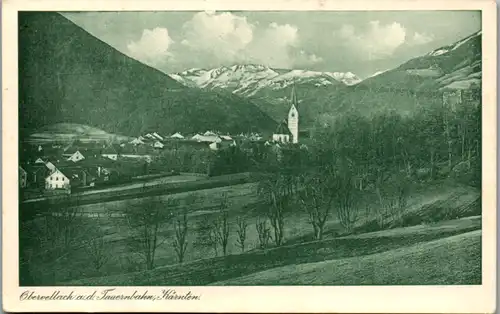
[173,207,189,263]
[257,174,294,246]
[195,219,219,257]
[42,202,82,258]
[375,175,409,228]
[124,196,177,270]
[235,216,248,252]
[333,170,359,233]
[255,217,272,249]
[83,224,109,274]
[297,172,334,240]
[213,194,230,256]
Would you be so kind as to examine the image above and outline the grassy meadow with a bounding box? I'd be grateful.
[20,177,481,286]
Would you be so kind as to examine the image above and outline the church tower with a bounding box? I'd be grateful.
[288,85,299,143]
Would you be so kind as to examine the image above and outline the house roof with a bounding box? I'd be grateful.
[274,119,292,135]
[102,145,118,155]
[152,132,164,140]
[171,132,184,139]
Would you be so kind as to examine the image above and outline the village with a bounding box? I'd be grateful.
[19,88,305,201]
[19,130,268,197]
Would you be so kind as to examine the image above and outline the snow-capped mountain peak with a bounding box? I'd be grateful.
[427,30,481,57]
[169,64,361,96]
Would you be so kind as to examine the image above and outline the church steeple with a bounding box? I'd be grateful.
[290,84,298,109]
[288,84,299,144]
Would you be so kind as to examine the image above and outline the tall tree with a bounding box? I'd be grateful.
[124,196,177,270]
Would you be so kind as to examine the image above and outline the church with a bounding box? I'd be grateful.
[272,86,299,144]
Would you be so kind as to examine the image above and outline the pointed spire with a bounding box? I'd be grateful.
[290,83,298,109]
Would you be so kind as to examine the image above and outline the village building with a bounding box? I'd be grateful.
[193,134,222,143]
[119,144,152,162]
[67,150,85,162]
[170,132,185,139]
[45,168,70,190]
[152,132,164,141]
[204,131,217,136]
[34,157,45,164]
[102,145,119,160]
[144,133,156,140]
[25,163,53,188]
[153,141,165,149]
[191,134,203,141]
[19,166,27,188]
[130,138,145,145]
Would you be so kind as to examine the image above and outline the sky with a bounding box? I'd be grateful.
[62,11,481,79]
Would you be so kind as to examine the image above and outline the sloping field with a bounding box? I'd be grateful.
[214,230,481,285]
[64,216,480,286]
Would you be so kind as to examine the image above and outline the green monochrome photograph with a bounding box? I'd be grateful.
[9,2,494,298]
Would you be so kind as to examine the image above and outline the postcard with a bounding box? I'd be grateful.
[2,0,497,312]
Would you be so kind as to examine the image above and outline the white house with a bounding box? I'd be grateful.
[67,150,85,162]
[220,135,233,141]
[144,133,156,140]
[171,132,184,139]
[45,169,70,190]
[153,141,165,149]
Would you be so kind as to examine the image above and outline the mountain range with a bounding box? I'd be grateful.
[169,30,481,125]
[19,12,481,140]
[19,12,277,140]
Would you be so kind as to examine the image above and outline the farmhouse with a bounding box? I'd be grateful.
[45,168,70,190]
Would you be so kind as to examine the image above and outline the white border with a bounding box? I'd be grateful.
[2,0,497,312]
